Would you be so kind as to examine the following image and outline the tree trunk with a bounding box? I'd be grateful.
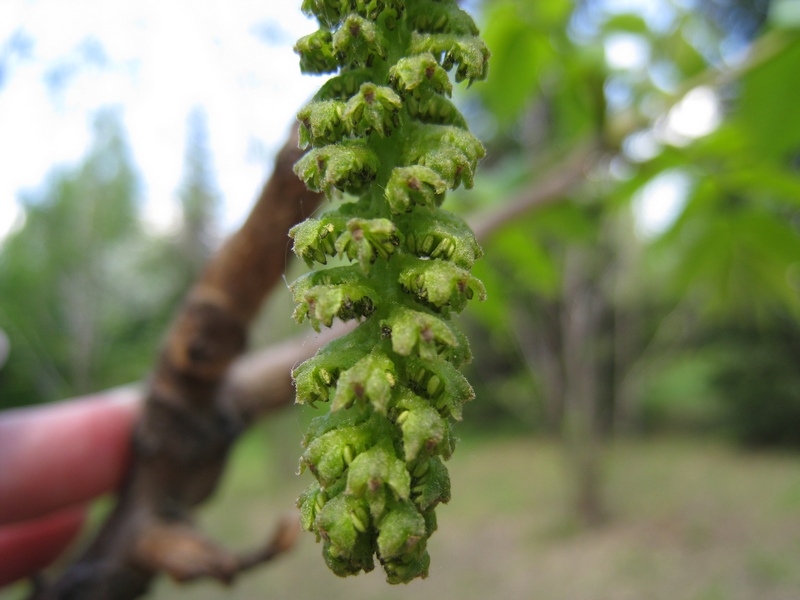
[560,247,606,526]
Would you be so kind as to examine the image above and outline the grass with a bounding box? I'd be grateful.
[5,416,800,600]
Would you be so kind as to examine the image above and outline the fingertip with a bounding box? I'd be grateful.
[0,389,141,524]
[0,506,86,588]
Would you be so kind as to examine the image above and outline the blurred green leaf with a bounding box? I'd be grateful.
[657,179,800,318]
[479,4,545,126]
[479,0,572,128]
[490,227,560,297]
[603,14,650,35]
[738,37,800,162]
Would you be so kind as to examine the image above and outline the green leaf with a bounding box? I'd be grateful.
[468,259,513,332]
[602,13,650,34]
[657,178,800,318]
[490,226,560,297]
[479,1,551,126]
[738,38,800,162]
[770,0,800,29]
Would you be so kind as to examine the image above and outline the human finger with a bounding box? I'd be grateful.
[0,505,86,587]
[0,389,140,525]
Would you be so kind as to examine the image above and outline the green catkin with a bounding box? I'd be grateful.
[291,0,488,584]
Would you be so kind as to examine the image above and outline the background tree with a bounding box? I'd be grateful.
[457,0,800,522]
[0,111,143,407]
[0,108,224,411]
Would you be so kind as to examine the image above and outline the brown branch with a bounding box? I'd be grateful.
[29,128,322,600]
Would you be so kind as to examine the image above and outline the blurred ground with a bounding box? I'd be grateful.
[5,413,800,600]
[161,415,800,600]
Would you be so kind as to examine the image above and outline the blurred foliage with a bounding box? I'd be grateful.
[457,0,800,448]
[636,349,727,434]
[715,315,800,447]
[1,112,145,405]
[0,109,219,408]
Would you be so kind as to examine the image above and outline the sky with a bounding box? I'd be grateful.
[0,0,326,239]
